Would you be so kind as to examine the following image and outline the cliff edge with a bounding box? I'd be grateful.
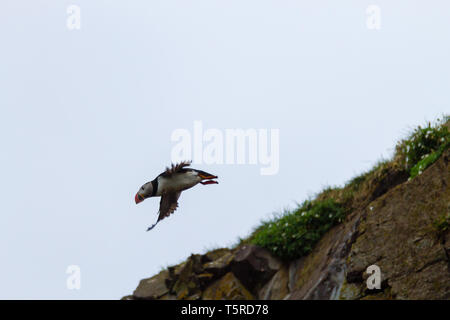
[124,119,450,300]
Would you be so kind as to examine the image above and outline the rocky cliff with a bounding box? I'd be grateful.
[124,120,450,300]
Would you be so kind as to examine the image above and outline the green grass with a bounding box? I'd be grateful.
[409,141,450,179]
[250,199,345,260]
[396,117,450,178]
[238,116,450,262]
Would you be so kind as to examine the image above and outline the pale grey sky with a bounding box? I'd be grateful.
[0,1,448,299]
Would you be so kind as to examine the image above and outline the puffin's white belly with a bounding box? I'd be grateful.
[156,171,200,195]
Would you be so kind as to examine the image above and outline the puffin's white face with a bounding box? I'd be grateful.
[135,182,153,204]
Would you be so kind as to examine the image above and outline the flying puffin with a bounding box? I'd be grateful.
[135,161,218,231]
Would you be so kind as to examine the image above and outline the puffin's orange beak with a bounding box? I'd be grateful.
[135,193,144,204]
[199,173,218,180]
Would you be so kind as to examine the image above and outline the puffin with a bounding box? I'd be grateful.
[135,161,218,231]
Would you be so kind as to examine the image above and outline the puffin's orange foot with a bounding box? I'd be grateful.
[200,180,218,185]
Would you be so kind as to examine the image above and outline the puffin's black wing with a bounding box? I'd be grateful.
[147,191,181,231]
[162,161,192,177]
[158,191,181,220]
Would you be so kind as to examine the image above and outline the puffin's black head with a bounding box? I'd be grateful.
[135,181,153,204]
